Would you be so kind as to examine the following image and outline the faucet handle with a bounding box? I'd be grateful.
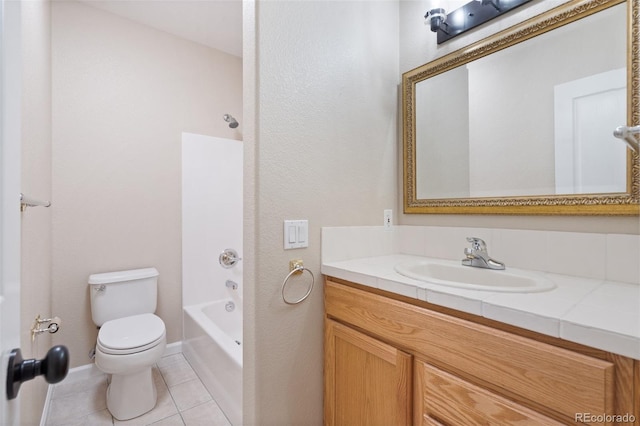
[219,248,242,269]
[466,237,487,251]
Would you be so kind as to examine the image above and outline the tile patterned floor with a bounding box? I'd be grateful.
[44,353,231,426]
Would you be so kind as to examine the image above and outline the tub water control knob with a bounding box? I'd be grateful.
[219,248,242,269]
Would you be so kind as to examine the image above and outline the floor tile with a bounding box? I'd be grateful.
[149,414,185,426]
[169,379,212,412]
[157,354,198,387]
[60,409,114,426]
[181,401,231,426]
[52,372,108,400]
[46,378,108,425]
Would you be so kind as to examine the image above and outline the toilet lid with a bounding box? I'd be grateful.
[98,313,165,354]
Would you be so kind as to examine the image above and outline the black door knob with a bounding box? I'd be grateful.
[6,345,69,400]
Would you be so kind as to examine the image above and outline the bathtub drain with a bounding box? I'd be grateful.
[235,340,241,345]
[225,301,235,312]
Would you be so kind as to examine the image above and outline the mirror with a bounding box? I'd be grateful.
[403,0,639,215]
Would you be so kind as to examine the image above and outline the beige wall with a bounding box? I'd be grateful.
[50,1,242,368]
[399,0,639,234]
[20,1,53,423]
[244,1,399,424]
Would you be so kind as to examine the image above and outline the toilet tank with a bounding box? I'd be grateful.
[88,268,159,326]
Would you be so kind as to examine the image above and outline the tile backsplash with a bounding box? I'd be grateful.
[321,226,640,285]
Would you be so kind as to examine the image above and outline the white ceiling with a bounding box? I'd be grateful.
[80,0,243,57]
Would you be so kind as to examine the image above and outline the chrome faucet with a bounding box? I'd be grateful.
[462,237,505,270]
[225,280,238,290]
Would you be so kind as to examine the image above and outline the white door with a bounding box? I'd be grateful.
[1,0,23,423]
[554,68,627,194]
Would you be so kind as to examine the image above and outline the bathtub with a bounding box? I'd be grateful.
[183,299,242,426]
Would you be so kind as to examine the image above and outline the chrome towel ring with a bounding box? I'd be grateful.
[281,265,314,305]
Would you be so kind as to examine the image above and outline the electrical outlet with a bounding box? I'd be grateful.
[383,209,392,229]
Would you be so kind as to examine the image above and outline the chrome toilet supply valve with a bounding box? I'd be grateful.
[31,315,63,342]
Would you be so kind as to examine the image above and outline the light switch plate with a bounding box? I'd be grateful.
[284,220,309,249]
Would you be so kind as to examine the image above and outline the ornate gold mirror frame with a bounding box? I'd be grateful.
[403,0,639,215]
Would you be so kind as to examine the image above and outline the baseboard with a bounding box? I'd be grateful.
[164,341,183,357]
[40,340,183,425]
[39,384,54,426]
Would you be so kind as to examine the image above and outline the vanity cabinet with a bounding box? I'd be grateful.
[324,278,638,426]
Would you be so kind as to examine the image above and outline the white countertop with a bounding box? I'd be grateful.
[321,254,640,361]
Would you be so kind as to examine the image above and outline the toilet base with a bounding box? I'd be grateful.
[106,367,157,420]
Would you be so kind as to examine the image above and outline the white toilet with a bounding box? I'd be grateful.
[88,267,167,421]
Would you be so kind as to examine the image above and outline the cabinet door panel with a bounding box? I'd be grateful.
[324,319,411,426]
[417,360,566,426]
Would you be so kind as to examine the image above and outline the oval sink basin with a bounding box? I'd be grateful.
[394,259,556,293]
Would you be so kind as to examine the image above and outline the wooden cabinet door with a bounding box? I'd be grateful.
[415,360,566,426]
[324,319,412,426]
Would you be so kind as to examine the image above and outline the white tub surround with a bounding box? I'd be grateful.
[182,133,243,306]
[181,133,243,426]
[321,226,640,360]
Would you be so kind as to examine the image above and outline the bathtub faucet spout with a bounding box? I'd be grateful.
[225,280,238,290]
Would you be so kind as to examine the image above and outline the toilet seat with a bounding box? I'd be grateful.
[98,313,165,355]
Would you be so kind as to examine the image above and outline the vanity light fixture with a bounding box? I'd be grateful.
[481,0,501,11]
[425,8,447,33]
[426,0,532,44]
